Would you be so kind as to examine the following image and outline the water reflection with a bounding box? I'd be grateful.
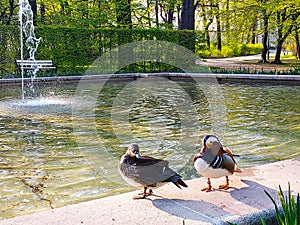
[0,80,299,219]
[223,83,300,166]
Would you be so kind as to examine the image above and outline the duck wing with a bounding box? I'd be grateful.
[120,156,179,186]
[209,153,235,174]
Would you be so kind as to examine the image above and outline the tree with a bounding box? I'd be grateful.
[0,0,18,25]
[198,0,215,49]
[157,0,180,29]
[273,4,300,64]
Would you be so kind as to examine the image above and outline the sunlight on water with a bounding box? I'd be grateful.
[11,97,71,107]
[0,80,299,220]
[0,96,72,118]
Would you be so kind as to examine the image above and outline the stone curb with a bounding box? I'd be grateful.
[0,73,299,85]
[0,158,299,225]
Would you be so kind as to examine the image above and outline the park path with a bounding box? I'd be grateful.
[197,50,293,72]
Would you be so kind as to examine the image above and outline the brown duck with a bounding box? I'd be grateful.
[119,143,188,199]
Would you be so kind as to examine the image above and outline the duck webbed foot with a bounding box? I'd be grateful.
[201,179,212,192]
[218,176,230,190]
[133,187,153,199]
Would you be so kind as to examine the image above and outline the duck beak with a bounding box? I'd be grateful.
[135,153,141,159]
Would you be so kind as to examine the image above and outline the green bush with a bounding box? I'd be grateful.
[249,43,263,55]
[196,43,262,59]
[221,46,234,57]
[197,49,211,58]
[0,26,205,76]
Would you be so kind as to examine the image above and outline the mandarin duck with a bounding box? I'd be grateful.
[193,135,241,192]
[119,143,188,199]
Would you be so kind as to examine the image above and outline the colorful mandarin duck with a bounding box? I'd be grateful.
[119,143,188,199]
[193,135,241,192]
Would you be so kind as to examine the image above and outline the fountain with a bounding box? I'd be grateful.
[18,0,42,100]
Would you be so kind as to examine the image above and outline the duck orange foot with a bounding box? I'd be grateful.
[201,180,212,192]
[201,185,213,192]
[133,195,147,199]
[218,183,229,190]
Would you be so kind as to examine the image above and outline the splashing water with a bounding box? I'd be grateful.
[18,0,42,99]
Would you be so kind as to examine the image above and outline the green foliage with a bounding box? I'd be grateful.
[0,25,205,76]
[0,26,20,77]
[117,62,184,73]
[261,183,300,225]
[197,43,263,58]
[35,0,116,28]
[260,215,267,225]
[221,46,235,58]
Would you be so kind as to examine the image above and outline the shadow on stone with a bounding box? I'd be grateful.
[230,179,278,209]
[152,198,233,223]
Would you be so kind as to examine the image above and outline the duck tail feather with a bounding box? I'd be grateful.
[170,174,188,188]
[175,179,188,188]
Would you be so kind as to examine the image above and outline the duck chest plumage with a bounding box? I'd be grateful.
[194,150,235,178]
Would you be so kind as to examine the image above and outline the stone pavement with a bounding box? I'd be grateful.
[0,157,299,225]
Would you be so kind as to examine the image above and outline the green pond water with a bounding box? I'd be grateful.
[0,78,299,219]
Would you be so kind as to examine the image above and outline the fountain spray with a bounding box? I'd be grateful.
[19,0,24,100]
[18,0,42,100]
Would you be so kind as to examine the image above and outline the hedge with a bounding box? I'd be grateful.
[0,26,205,77]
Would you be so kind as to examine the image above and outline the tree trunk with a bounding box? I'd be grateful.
[273,39,283,64]
[272,10,284,64]
[251,20,257,44]
[28,0,37,25]
[216,4,222,51]
[295,28,300,59]
[40,3,45,23]
[206,31,211,49]
[180,0,195,30]
[179,0,196,52]
[260,9,269,63]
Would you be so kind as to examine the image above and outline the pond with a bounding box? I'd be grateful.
[0,76,299,219]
